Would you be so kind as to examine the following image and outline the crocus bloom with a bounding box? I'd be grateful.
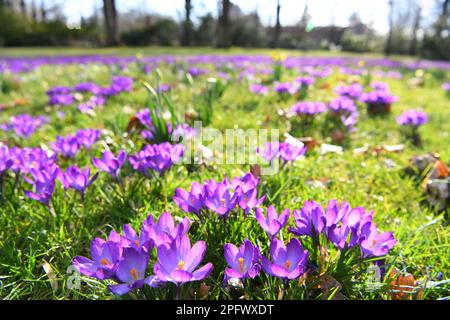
[75,129,101,149]
[153,235,213,285]
[224,239,260,279]
[289,200,326,237]
[0,146,12,174]
[141,212,190,247]
[234,180,265,215]
[24,163,59,206]
[204,181,238,217]
[274,82,298,95]
[120,224,153,253]
[255,206,290,240]
[249,83,269,95]
[72,237,122,280]
[261,238,308,280]
[51,135,80,158]
[129,143,184,176]
[288,102,327,116]
[396,110,428,127]
[334,83,363,99]
[173,182,204,216]
[0,114,47,138]
[48,94,74,106]
[108,247,158,295]
[92,150,127,179]
[46,86,71,96]
[359,222,397,258]
[74,82,102,95]
[58,165,98,198]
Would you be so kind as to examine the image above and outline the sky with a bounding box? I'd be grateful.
[43,0,437,35]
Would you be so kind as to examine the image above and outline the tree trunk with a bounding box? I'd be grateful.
[182,0,193,46]
[20,0,26,16]
[103,0,120,46]
[272,0,281,48]
[384,0,394,55]
[217,0,231,48]
[408,6,421,56]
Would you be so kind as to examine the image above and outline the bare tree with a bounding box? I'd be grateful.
[409,3,421,55]
[385,0,394,55]
[19,0,26,16]
[103,0,120,46]
[40,0,47,22]
[31,0,37,22]
[182,0,193,46]
[272,0,281,47]
[217,0,231,48]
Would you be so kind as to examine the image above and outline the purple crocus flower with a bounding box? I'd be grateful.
[0,114,47,138]
[173,182,205,216]
[46,86,71,96]
[58,165,98,199]
[48,94,74,106]
[24,163,59,206]
[224,239,260,279]
[129,143,184,176]
[153,235,213,285]
[0,146,13,174]
[92,150,127,179]
[289,200,326,237]
[334,83,363,99]
[443,82,450,91]
[51,135,80,158]
[234,179,265,215]
[274,82,298,95]
[75,129,101,149]
[261,238,308,280]
[120,224,154,253]
[288,102,327,116]
[249,83,269,95]
[295,76,315,87]
[255,206,290,240]
[396,110,428,127]
[72,237,122,280]
[257,142,280,163]
[359,222,397,258]
[74,82,102,95]
[141,212,190,247]
[108,247,158,295]
[279,142,306,163]
[204,181,238,217]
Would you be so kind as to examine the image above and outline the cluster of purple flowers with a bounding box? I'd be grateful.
[288,101,327,116]
[47,76,133,111]
[334,83,364,100]
[72,211,213,295]
[257,141,307,165]
[249,83,269,96]
[0,114,47,138]
[396,110,428,127]
[129,142,184,177]
[223,198,397,284]
[51,129,101,158]
[173,173,265,218]
[288,199,397,257]
[92,150,127,179]
[328,96,359,131]
[360,82,398,106]
[274,82,298,95]
[47,86,74,106]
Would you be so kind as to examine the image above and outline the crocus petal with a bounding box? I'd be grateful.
[192,263,213,281]
[109,284,132,296]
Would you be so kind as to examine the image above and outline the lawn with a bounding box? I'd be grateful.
[0,47,449,300]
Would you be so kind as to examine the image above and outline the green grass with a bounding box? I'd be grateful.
[0,47,449,300]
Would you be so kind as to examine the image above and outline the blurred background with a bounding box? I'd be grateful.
[0,0,449,60]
